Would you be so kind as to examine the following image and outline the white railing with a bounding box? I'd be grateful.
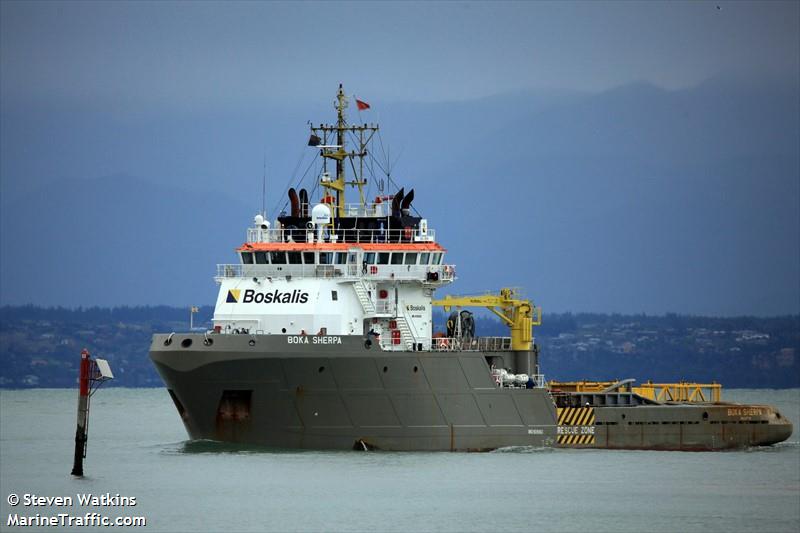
[277,201,428,219]
[333,202,392,217]
[247,226,436,244]
[216,263,455,282]
[430,337,513,352]
[286,202,392,218]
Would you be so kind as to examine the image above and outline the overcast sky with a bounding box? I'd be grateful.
[1,1,798,314]
[2,1,798,110]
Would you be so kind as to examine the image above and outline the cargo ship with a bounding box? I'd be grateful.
[150,85,793,451]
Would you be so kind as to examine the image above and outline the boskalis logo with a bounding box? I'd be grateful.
[226,289,241,303]
[242,289,309,304]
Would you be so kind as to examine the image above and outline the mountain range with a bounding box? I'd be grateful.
[1,76,797,314]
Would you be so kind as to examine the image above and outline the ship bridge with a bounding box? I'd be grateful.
[221,181,453,285]
[219,229,453,286]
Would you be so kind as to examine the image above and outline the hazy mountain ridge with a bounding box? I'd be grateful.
[411,78,799,315]
[1,174,251,306]
[1,77,797,313]
[1,305,797,389]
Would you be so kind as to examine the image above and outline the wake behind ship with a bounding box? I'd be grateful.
[150,86,792,451]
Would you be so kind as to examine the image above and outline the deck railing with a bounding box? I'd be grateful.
[632,382,722,403]
[430,336,513,352]
[216,263,455,282]
[377,337,514,353]
[548,380,723,403]
[274,202,403,219]
[247,226,436,245]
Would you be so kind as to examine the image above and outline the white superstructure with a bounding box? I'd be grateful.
[212,217,455,351]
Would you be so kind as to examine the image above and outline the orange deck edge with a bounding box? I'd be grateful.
[237,242,446,252]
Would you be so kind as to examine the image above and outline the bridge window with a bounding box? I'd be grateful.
[335,252,347,264]
[271,251,286,264]
[288,252,302,264]
[432,253,442,265]
[319,252,332,264]
[303,252,315,264]
[364,252,376,264]
[420,252,430,265]
[377,252,390,264]
[404,252,418,265]
[255,252,268,264]
[241,252,254,264]
[391,253,404,265]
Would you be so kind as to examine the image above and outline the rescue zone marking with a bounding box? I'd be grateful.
[556,407,596,445]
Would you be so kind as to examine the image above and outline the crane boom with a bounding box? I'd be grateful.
[431,288,541,351]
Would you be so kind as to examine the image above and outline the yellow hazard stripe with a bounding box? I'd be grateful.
[556,407,596,446]
[559,407,581,425]
[558,407,596,426]
[556,433,596,445]
[566,407,581,425]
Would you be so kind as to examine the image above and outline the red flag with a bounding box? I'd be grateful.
[356,98,370,111]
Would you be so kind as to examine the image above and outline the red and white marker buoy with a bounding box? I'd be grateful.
[70,349,91,477]
[70,349,113,477]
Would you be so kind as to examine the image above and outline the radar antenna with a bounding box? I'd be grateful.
[311,84,379,218]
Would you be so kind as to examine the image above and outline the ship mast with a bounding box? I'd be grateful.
[312,84,378,218]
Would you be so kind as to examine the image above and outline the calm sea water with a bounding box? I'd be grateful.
[1,388,798,532]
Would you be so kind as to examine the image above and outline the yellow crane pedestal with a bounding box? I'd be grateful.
[431,288,541,351]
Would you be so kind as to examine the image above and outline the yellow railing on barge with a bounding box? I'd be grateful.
[548,380,722,403]
[633,381,721,403]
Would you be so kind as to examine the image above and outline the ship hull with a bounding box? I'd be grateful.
[150,334,792,451]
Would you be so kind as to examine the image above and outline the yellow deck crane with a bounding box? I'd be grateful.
[431,288,541,351]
